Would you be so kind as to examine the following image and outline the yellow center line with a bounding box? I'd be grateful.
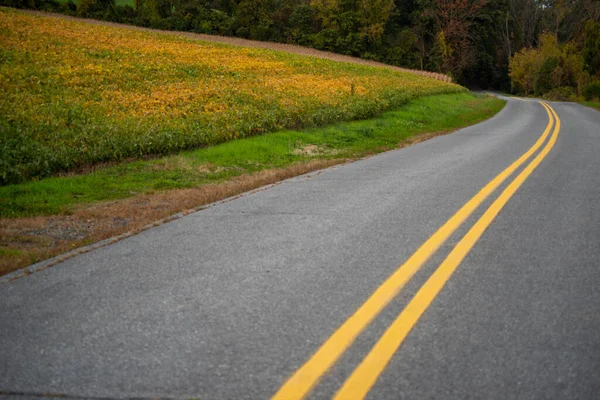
[511,96,534,102]
[272,103,555,400]
[334,102,560,399]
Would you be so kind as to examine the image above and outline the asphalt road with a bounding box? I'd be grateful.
[1,98,599,400]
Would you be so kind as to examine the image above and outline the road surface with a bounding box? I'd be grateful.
[1,98,599,399]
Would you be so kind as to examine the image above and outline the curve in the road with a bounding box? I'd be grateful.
[5,99,598,400]
[273,101,560,400]
[333,102,561,399]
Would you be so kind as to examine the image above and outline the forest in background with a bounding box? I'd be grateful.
[2,0,600,97]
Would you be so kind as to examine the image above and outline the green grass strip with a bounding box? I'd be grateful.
[579,101,600,111]
[1,93,504,218]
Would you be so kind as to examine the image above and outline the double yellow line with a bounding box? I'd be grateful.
[273,102,561,400]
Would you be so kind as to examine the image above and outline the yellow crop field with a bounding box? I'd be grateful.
[0,8,464,184]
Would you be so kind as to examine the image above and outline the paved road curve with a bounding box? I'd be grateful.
[2,98,599,400]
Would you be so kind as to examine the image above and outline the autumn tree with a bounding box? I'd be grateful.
[510,32,589,95]
[419,0,488,80]
[509,46,543,94]
[311,0,339,30]
[358,0,395,43]
[4,0,598,88]
[562,42,588,93]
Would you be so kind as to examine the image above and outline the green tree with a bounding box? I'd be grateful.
[358,0,395,43]
[234,0,274,39]
[78,0,115,17]
[287,3,316,44]
[563,41,589,94]
[584,20,600,77]
[311,0,339,31]
[510,32,589,95]
[134,0,172,21]
[535,56,560,95]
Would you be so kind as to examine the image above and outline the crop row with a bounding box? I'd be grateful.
[0,9,463,185]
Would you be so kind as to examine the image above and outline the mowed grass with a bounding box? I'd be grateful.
[1,93,504,219]
[0,8,463,185]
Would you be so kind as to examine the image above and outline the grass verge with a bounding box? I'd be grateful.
[0,92,505,277]
[579,101,600,111]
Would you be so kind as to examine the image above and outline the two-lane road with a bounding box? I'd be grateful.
[2,98,599,399]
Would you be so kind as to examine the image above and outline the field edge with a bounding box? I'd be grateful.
[1,93,505,279]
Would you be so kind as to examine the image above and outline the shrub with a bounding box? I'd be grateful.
[57,0,77,15]
[542,86,576,101]
[361,52,380,62]
[535,57,559,96]
[582,81,600,101]
[77,0,114,17]
[509,47,543,95]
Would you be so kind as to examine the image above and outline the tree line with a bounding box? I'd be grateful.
[3,0,600,97]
